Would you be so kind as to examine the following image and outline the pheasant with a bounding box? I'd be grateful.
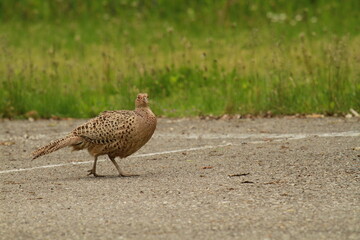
[31,93,157,177]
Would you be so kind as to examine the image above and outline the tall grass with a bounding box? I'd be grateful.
[0,0,359,118]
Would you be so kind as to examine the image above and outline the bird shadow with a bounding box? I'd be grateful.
[59,172,159,182]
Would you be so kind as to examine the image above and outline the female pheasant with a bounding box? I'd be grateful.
[32,93,157,177]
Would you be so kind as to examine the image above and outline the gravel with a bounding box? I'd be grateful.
[1,117,359,240]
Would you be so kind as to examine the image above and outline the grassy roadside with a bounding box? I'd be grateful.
[0,0,359,118]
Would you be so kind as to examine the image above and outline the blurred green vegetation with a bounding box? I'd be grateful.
[0,0,359,118]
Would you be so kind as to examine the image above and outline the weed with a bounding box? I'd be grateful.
[0,0,359,118]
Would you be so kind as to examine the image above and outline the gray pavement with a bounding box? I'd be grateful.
[1,117,360,239]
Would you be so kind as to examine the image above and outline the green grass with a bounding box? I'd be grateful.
[0,0,359,118]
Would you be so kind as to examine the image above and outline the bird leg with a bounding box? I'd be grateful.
[108,156,139,177]
[87,156,104,177]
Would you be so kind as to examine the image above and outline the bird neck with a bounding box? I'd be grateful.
[136,106,149,110]
[135,106,153,115]
[136,108,155,121]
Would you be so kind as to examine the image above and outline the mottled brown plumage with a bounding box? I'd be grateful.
[32,93,156,177]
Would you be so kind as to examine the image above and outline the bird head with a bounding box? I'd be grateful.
[135,93,149,108]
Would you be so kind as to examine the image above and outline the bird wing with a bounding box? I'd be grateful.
[71,110,136,144]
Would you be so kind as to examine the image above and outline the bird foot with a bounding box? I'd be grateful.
[87,169,105,177]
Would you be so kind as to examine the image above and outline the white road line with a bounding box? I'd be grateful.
[0,143,232,174]
[1,130,359,174]
[156,131,360,140]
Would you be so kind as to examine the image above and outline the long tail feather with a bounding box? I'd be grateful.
[32,135,82,160]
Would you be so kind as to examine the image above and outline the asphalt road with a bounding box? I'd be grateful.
[1,117,360,240]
